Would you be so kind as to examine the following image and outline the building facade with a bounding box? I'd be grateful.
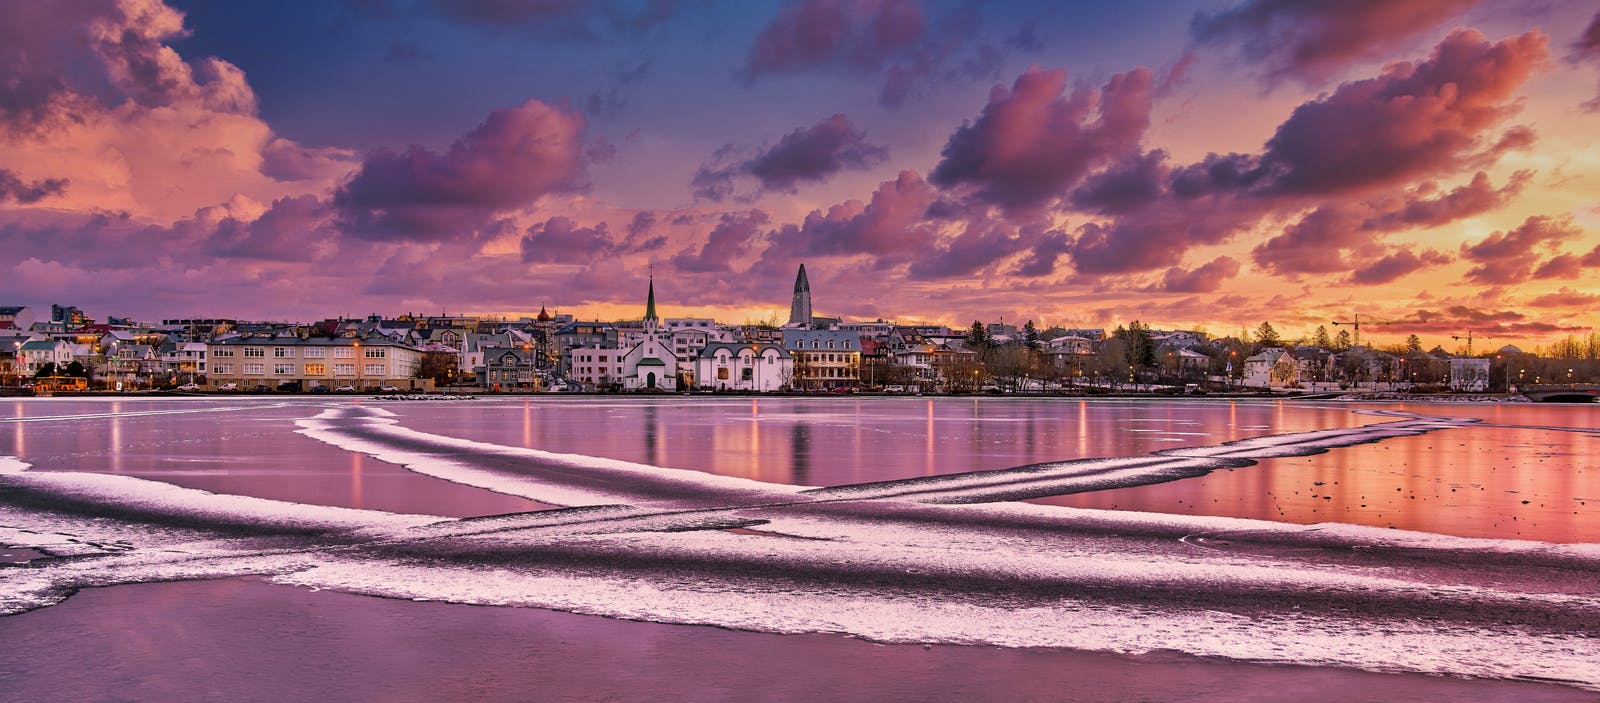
[782,329,860,390]
[695,343,792,392]
[207,335,425,389]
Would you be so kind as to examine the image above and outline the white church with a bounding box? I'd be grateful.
[567,274,682,390]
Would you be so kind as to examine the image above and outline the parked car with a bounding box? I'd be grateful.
[249,384,270,393]
[309,385,331,393]
[177,383,201,391]
[275,382,302,393]
[379,385,400,392]
[219,382,238,391]
[335,385,356,392]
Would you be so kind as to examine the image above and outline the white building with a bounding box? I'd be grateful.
[782,328,861,390]
[18,339,73,374]
[695,343,792,392]
[1448,358,1491,392]
[1243,347,1297,388]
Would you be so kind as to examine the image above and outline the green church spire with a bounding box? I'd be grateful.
[644,271,658,323]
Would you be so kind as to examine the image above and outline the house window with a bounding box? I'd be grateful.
[243,347,265,358]
[213,348,234,357]
[364,348,385,358]
[717,368,729,380]
[741,368,753,381]
[365,363,385,376]
[335,364,355,376]
[305,363,326,376]
[273,347,291,358]
[273,363,294,375]
[243,363,265,375]
[334,347,355,359]
[304,348,326,359]
[827,341,835,349]
[214,363,233,375]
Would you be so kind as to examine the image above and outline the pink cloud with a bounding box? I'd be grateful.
[743,0,925,79]
[763,169,939,262]
[1526,287,1600,308]
[0,0,353,222]
[931,66,1153,212]
[334,99,589,241]
[692,114,887,201]
[670,209,771,273]
[1257,28,1547,196]
[1159,256,1242,293]
[1191,0,1480,86]
[1459,215,1583,284]
[515,212,659,265]
[1362,170,1530,230]
[1347,247,1451,285]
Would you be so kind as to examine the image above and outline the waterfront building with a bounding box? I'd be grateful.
[695,342,792,392]
[207,333,426,390]
[17,339,73,374]
[782,328,860,390]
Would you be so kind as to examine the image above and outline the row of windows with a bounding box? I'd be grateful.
[709,355,778,364]
[214,362,385,376]
[222,346,360,359]
[800,353,856,363]
[792,339,853,350]
[799,366,857,378]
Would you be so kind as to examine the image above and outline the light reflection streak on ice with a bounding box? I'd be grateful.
[1,407,1598,691]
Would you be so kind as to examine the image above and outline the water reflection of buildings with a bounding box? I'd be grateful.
[790,423,810,486]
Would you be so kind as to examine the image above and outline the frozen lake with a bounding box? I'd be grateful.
[1,397,1597,700]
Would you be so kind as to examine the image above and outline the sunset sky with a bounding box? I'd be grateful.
[2,0,1598,348]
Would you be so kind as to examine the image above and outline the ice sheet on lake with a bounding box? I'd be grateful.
[2,404,1598,692]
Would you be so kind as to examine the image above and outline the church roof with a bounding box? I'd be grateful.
[637,357,667,366]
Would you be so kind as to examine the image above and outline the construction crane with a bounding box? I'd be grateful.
[1330,314,1396,348]
[1451,331,1489,356]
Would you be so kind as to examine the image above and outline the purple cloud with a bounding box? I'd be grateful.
[1256,29,1547,196]
[1190,0,1480,86]
[1460,215,1583,284]
[694,114,887,201]
[0,169,67,204]
[671,209,771,273]
[931,67,1153,212]
[1347,247,1450,285]
[1159,256,1241,293]
[334,99,589,241]
[743,0,925,79]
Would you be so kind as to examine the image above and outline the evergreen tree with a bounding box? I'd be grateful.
[1122,321,1157,369]
[1022,320,1042,352]
[1312,325,1332,348]
[964,320,992,351]
[1405,334,1423,353]
[1255,321,1282,348]
[1333,329,1353,351]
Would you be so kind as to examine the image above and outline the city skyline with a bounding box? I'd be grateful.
[3,1,1600,347]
